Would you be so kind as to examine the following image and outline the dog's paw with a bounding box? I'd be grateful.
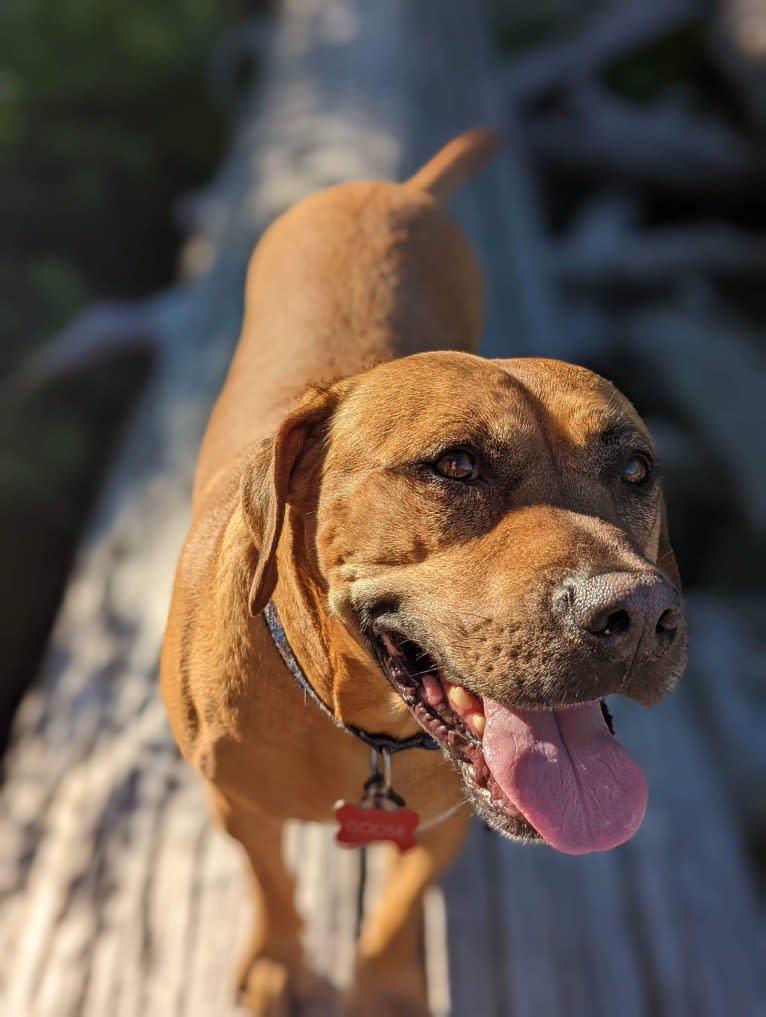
[236,954,318,1017]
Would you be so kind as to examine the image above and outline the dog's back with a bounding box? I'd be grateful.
[193,129,499,502]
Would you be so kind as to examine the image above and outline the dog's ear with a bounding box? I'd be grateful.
[656,501,682,591]
[241,389,336,616]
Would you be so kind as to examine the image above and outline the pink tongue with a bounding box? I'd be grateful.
[482,699,647,855]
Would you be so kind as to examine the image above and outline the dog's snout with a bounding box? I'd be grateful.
[558,570,681,661]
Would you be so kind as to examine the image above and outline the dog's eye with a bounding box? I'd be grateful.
[621,453,652,484]
[435,449,480,481]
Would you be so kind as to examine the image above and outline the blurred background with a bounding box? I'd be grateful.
[1,1,764,1014]
[0,0,252,752]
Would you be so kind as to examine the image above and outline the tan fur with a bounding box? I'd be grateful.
[161,130,682,1016]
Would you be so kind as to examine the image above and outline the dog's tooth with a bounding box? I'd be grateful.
[447,684,473,711]
[470,712,485,737]
[421,675,443,706]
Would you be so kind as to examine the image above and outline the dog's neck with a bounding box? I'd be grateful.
[269,509,419,740]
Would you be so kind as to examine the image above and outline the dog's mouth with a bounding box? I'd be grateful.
[370,629,648,855]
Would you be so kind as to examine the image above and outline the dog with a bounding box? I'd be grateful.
[161,128,687,1016]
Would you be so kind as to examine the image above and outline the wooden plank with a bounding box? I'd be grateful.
[424,885,451,1017]
[620,685,765,1017]
[179,825,251,1017]
[684,594,766,828]
[486,833,648,1017]
[443,823,503,1017]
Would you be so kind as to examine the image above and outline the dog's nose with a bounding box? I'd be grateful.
[558,570,681,661]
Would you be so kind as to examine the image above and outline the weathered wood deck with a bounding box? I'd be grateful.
[1,1,764,1015]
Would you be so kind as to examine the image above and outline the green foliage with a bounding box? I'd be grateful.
[0,0,234,365]
[491,0,598,58]
[0,0,235,547]
[604,21,708,104]
[491,4,712,113]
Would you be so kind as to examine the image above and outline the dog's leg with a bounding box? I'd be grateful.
[205,783,315,1016]
[348,808,472,1017]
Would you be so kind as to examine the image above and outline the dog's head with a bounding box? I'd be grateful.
[241,351,687,854]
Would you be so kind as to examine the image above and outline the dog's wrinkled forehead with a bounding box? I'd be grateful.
[327,351,649,467]
[495,357,651,448]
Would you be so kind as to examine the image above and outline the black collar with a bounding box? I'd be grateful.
[263,601,438,755]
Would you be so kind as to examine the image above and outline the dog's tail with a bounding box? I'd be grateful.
[406,127,500,203]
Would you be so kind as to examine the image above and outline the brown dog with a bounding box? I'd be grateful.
[161,129,687,1016]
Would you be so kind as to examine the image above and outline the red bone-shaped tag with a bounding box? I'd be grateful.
[334,800,420,852]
